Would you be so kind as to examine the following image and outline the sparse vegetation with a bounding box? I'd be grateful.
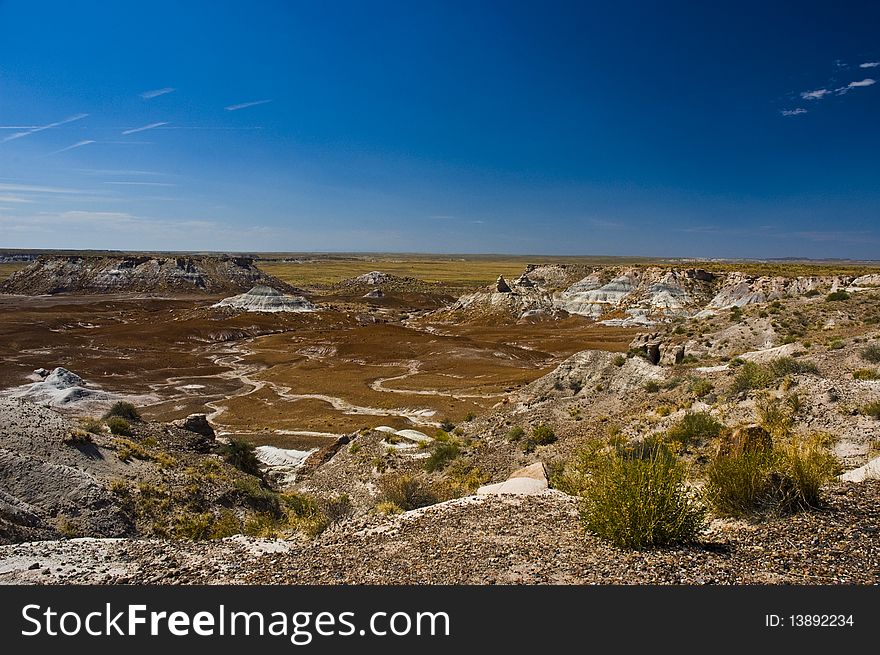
[106,416,132,436]
[103,401,142,423]
[506,426,525,442]
[577,446,707,549]
[376,473,440,511]
[689,378,714,398]
[666,411,723,446]
[424,439,461,472]
[523,424,556,453]
[861,343,880,364]
[706,435,839,517]
[612,354,626,367]
[730,357,819,394]
[825,290,850,302]
[218,439,262,477]
[852,369,880,380]
[79,417,104,434]
[860,400,880,419]
[62,429,93,446]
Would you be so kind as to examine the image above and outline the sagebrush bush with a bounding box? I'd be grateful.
[219,439,262,477]
[666,411,723,446]
[377,474,439,511]
[861,401,880,419]
[424,439,461,471]
[79,417,104,434]
[730,358,819,394]
[861,344,880,364]
[106,416,132,436]
[706,436,839,517]
[578,447,706,549]
[853,368,880,380]
[104,401,142,422]
[524,424,556,453]
[756,395,794,439]
[690,378,714,398]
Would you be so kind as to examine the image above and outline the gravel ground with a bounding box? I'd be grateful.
[2,482,878,585]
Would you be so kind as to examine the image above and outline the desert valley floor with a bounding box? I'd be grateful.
[0,253,879,584]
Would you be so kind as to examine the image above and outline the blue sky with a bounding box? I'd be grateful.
[1,0,878,258]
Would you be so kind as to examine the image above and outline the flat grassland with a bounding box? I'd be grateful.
[0,263,27,282]
[259,254,880,289]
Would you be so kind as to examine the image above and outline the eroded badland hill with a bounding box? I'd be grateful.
[1,255,879,584]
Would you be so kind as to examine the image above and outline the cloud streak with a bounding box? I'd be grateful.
[1,113,89,142]
[121,121,169,135]
[140,87,175,99]
[225,99,272,111]
[860,62,880,68]
[47,139,95,155]
[780,108,807,116]
[800,89,830,100]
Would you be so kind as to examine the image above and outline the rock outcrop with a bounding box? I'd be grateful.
[3,367,115,408]
[477,462,549,496]
[213,285,315,313]
[1,255,293,296]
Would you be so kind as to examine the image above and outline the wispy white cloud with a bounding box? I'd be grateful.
[75,168,165,176]
[834,78,876,95]
[859,62,880,68]
[224,99,272,111]
[140,87,175,99]
[103,181,177,187]
[0,182,85,194]
[780,108,807,116]
[47,139,95,155]
[56,210,139,224]
[1,113,89,142]
[800,89,830,100]
[0,194,33,203]
[121,121,169,135]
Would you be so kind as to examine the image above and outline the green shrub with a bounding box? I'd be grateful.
[62,429,93,446]
[439,418,456,432]
[219,439,262,477]
[106,416,132,436]
[644,380,661,393]
[861,344,880,364]
[377,474,439,511]
[424,440,461,472]
[689,378,714,398]
[853,369,880,380]
[524,424,557,453]
[463,412,476,422]
[756,396,794,439]
[828,339,845,350]
[103,401,142,422]
[506,426,525,442]
[612,354,626,367]
[730,358,819,394]
[770,356,819,377]
[79,417,104,434]
[578,447,707,549]
[804,289,820,297]
[826,291,850,301]
[860,401,880,419]
[706,436,838,517]
[666,411,723,446]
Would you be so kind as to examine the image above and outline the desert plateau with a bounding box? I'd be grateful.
[1,252,878,585]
